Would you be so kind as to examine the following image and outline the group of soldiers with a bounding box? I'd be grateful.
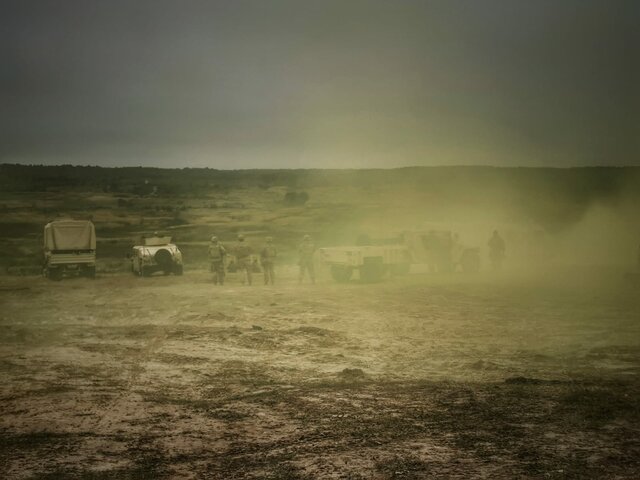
[422,229,507,273]
[207,234,316,286]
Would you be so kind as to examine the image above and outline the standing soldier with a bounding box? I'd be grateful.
[298,234,316,284]
[235,234,253,285]
[260,236,277,285]
[488,230,506,270]
[208,236,226,285]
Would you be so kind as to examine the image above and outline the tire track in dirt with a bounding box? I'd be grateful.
[81,285,187,435]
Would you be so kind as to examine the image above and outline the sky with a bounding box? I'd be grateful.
[1,0,638,169]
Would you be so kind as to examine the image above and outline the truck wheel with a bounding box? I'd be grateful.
[359,262,385,283]
[331,265,353,282]
[154,249,173,269]
[47,268,62,281]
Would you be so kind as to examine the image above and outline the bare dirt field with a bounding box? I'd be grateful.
[1,267,639,479]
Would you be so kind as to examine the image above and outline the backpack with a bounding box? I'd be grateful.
[209,245,224,261]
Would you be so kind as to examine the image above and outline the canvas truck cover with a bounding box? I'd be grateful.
[44,220,96,251]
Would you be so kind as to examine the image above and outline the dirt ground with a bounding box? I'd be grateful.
[1,267,639,479]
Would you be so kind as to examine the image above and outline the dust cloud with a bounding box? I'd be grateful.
[0,165,639,478]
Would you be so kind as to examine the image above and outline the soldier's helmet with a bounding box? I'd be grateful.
[210,236,218,243]
[266,236,273,243]
[237,233,245,241]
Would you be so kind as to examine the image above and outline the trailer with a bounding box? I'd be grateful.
[43,220,96,280]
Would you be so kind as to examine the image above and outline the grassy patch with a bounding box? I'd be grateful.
[558,385,639,426]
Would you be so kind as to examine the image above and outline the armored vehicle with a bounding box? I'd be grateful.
[321,228,480,282]
[43,219,96,280]
[131,234,183,277]
[319,245,411,282]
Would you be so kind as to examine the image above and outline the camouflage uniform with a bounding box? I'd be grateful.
[208,237,226,285]
[298,235,316,284]
[260,237,277,285]
[235,235,253,285]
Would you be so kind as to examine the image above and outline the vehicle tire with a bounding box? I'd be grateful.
[154,248,173,269]
[47,268,62,281]
[85,266,96,279]
[359,261,385,283]
[330,265,353,282]
[174,264,183,276]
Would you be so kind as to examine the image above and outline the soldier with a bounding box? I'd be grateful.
[208,236,226,285]
[260,236,277,285]
[298,234,316,284]
[235,234,253,285]
[488,230,506,270]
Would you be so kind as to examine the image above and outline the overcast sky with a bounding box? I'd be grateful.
[1,0,638,168]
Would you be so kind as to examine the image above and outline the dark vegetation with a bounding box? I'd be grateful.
[283,191,310,206]
[1,164,637,201]
[1,164,639,274]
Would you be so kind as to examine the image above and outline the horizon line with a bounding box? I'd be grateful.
[1,162,638,171]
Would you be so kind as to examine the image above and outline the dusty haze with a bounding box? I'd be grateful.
[0,165,639,478]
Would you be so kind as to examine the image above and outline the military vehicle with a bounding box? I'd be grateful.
[130,234,183,277]
[319,245,411,282]
[321,229,480,282]
[401,230,480,273]
[43,219,96,280]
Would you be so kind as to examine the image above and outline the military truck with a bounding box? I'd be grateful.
[321,229,480,282]
[130,234,183,277]
[43,219,96,280]
[319,245,411,282]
